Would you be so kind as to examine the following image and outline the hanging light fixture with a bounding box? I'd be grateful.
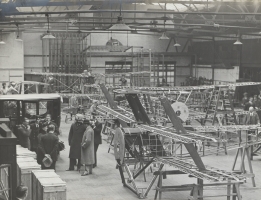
[234,38,242,45]
[159,32,169,40]
[15,24,23,42]
[173,38,181,47]
[109,0,131,30]
[43,14,55,39]
[234,30,242,45]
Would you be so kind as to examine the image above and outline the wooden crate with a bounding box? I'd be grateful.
[32,170,60,200]
[17,161,41,200]
[17,156,35,163]
[37,177,66,200]
[0,164,9,196]
[16,145,36,159]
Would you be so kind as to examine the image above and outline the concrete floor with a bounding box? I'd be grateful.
[55,115,261,200]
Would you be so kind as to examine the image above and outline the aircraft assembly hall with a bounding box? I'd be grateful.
[1,1,261,200]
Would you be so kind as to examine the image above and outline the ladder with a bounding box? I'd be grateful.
[203,86,237,126]
[203,86,238,155]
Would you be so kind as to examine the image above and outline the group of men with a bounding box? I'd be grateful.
[17,114,60,170]
[67,114,102,175]
[0,82,19,95]
[242,91,261,111]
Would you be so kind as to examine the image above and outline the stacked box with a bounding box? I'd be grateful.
[16,145,36,159]
[32,170,60,200]
[17,161,41,200]
[37,177,66,200]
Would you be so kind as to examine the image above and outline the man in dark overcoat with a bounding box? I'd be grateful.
[37,124,59,170]
[67,114,87,171]
[29,116,41,152]
[17,118,31,149]
[92,117,102,168]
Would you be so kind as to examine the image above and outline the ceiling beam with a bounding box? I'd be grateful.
[10,1,261,7]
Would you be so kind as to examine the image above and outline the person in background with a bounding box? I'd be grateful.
[119,74,127,86]
[17,118,31,149]
[0,83,8,95]
[29,116,41,152]
[15,185,28,200]
[38,122,48,143]
[45,114,59,136]
[67,114,86,171]
[37,124,59,170]
[89,101,98,117]
[92,117,102,168]
[253,95,261,109]
[244,96,255,111]
[244,106,260,125]
[258,90,261,100]
[241,92,249,107]
[81,119,95,176]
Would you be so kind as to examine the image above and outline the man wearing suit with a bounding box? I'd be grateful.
[17,118,31,150]
[37,124,59,170]
[45,114,59,136]
[92,117,102,168]
[67,114,86,171]
[244,106,260,125]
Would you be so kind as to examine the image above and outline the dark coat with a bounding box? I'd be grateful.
[30,123,40,150]
[17,125,31,149]
[93,121,102,145]
[244,102,255,111]
[81,126,95,165]
[68,122,87,159]
[37,132,59,164]
[244,112,260,125]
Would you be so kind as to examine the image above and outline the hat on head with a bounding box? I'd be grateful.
[75,114,84,121]
[244,92,248,95]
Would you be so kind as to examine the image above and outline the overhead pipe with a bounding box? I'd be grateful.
[5,9,261,16]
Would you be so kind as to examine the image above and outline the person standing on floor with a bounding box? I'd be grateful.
[244,106,260,125]
[38,122,48,143]
[45,114,59,136]
[81,120,95,176]
[92,117,102,168]
[29,116,41,152]
[17,118,31,150]
[0,83,8,95]
[67,114,86,171]
[37,124,59,170]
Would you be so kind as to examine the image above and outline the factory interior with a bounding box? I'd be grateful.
[1,0,261,200]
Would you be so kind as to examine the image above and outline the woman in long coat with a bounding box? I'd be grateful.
[81,120,95,176]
